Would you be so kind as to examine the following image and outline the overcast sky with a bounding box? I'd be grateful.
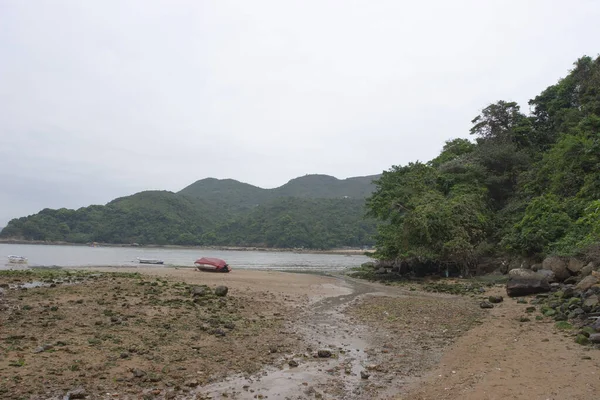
[0,0,599,225]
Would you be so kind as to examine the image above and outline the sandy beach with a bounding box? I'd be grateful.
[1,267,599,399]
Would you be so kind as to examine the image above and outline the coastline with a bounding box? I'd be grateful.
[0,239,372,256]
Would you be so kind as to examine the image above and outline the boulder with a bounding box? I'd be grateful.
[506,268,550,297]
[583,295,599,308]
[531,263,542,272]
[214,286,229,297]
[537,269,557,282]
[542,256,570,281]
[567,259,585,274]
[508,268,539,279]
[589,333,600,343]
[191,286,212,297]
[576,275,599,292]
[480,301,494,309]
[375,267,387,274]
[580,263,594,278]
[591,318,600,332]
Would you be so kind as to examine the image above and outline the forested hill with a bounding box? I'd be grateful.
[367,55,600,273]
[0,174,379,249]
[178,174,380,210]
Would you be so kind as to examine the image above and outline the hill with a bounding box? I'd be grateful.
[178,174,380,210]
[1,174,379,248]
[367,55,600,273]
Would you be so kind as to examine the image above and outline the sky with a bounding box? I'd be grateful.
[0,0,599,225]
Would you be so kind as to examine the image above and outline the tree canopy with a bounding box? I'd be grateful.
[367,55,600,271]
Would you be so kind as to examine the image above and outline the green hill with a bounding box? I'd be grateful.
[367,55,600,272]
[1,174,379,248]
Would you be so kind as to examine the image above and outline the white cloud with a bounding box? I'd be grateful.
[0,0,599,224]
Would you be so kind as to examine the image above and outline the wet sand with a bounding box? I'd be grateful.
[2,267,599,399]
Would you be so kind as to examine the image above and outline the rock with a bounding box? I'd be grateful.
[568,259,585,274]
[531,263,542,272]
[577,275,599,291]
[360,370,370,379]
[375,267,387,274]
[480,301,494,309]
[317,349,332,358]
[184,379,199,388]
[191,286,212,297]
[506,275,551,297]
[592,318,600,332]
[581,263,595,278]
[542,256,570,282]
[120,352,129,359]
[537,269,557,282]
[519,317,531,322]
[488,296,503,304]
[66,387,87,399]
[214,286,228,297]
[288,360,299,367]
[132,368,146,378]
[589,333,600,343]
[508,268,539,279]
[213,328,226,337]
[584,295,599,308]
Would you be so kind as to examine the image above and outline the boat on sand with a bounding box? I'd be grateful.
[194,257,230,273]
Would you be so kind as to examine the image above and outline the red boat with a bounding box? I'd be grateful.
[194,257,231,273]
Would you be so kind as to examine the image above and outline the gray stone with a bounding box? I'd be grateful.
[591,318,600,332]
[317,349,332,358]
[360,370,371,379]
[66,387,87,399]
[537,269,557,283]
[581,263,594,277]
[531,263,542,272]
[568,259,585,274]
[288,360,299,367]
[542,256,570,282]
[132,368,146,378]
[375,267,387,274]
[191,286,212,297]
[506,277,551,297]
[214,286,229,297]
[584,295,599,308]
[576,275,599,292]
[508,268,539,279]
[589,333,600,343]
[480,301,494,309]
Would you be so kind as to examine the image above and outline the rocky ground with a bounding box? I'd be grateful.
[2,266,600,399]
[0,269,304,399]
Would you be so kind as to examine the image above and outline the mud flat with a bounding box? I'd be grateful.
[2,268,598,399]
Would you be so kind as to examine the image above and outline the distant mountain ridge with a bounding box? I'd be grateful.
[179,174,380,209]
[0,173,380,249]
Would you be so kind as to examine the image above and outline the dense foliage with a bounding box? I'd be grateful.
[367,56,600,271]
[0,176,377,249]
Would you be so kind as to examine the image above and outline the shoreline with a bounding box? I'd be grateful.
[0,239,372,256]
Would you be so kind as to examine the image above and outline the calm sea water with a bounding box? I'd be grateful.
[0,243,370,272]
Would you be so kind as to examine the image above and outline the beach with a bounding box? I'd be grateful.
[1,267,599,399]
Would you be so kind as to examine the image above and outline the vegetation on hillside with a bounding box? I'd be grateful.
[0,176,377,249]
[367,56,600,273]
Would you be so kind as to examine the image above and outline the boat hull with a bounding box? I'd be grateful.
[195,264,230,273]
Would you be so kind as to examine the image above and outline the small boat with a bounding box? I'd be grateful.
[137,257,164,265]
[8,255,28,264]
[194,257,230,273]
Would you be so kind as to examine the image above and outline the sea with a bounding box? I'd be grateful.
[0,243,370,272]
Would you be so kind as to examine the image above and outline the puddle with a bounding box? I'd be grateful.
[195,277,380,399]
